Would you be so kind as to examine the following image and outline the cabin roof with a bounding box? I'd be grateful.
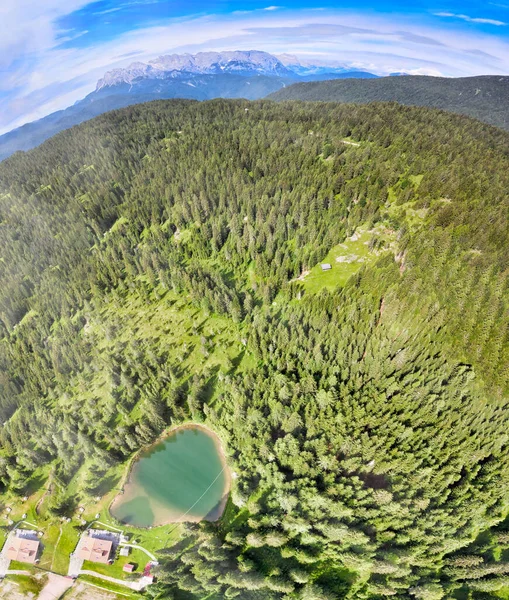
[79,536,113,564]
[6,537,40,563]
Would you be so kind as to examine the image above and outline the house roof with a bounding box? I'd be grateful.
[79,537,113,564]
[321,263,332,270]
[123,563,135,572]
[6,537,40,564]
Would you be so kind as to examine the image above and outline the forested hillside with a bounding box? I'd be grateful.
[0,48,376,163]
[0,73,290,162]
[2,99,509,599]
[267,75,509,131]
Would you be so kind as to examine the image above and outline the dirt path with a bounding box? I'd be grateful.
[61,580,122,599]
[37,573,73,600]
[290,270,310,283]
[35,480,53,516]
[79,570,143,592]
[0,532,15,578]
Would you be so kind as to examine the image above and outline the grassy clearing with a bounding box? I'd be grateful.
[300,226,397,294]
[0,468,50,523]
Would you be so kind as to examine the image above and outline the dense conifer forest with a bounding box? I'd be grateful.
[2,98,509,599]
[268,75,509,131]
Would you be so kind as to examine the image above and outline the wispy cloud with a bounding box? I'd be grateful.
[57,29,89,43]
[263,6,281,10]
[1,3,509,135]
[434,12,507,26]
[94,7,124,15]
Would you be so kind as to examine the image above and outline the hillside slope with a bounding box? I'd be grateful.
[0,49,377,162]
[2,100,509,598]
[268,74,509,130]
[0,74,292,161]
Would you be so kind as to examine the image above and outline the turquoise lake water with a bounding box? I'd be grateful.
[110,427,228,527]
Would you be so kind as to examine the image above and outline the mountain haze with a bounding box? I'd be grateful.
[0,50,376,162]
[268,74,509,130]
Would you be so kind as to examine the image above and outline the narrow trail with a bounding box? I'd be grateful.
[79,570,146,591]
[36,478,53,516]
[87,521,122,532]
[50,526,62,572]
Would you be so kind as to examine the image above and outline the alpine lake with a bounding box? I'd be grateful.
[110,425,229,528]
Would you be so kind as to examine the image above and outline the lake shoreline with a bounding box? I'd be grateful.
[109,422,231,527]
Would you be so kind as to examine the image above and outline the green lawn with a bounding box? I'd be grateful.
[9,560,37,572]
[300,226,397,294]
[52,522,81,575]
[38,522,60,571]
[83,547,149,581]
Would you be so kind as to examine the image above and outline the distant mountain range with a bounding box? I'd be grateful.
[268,75,509,131]
[95,50,295,87]
[4,51,507,162]
[0,50,376,162]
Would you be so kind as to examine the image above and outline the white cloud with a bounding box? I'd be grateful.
[403,67,445,76]
[263,6,282,11]
[1,5,509,134]
[434,12,507,26]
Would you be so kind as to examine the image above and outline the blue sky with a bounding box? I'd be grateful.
[1,0,508,134]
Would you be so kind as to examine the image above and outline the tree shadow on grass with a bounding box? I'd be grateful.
[231,349,245,372]
[24,474,47,496]
[156,536,195,556]
[88,474,121,498]
[199,365,221,404]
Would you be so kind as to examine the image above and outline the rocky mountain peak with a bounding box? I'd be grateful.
[96,50,293,90]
